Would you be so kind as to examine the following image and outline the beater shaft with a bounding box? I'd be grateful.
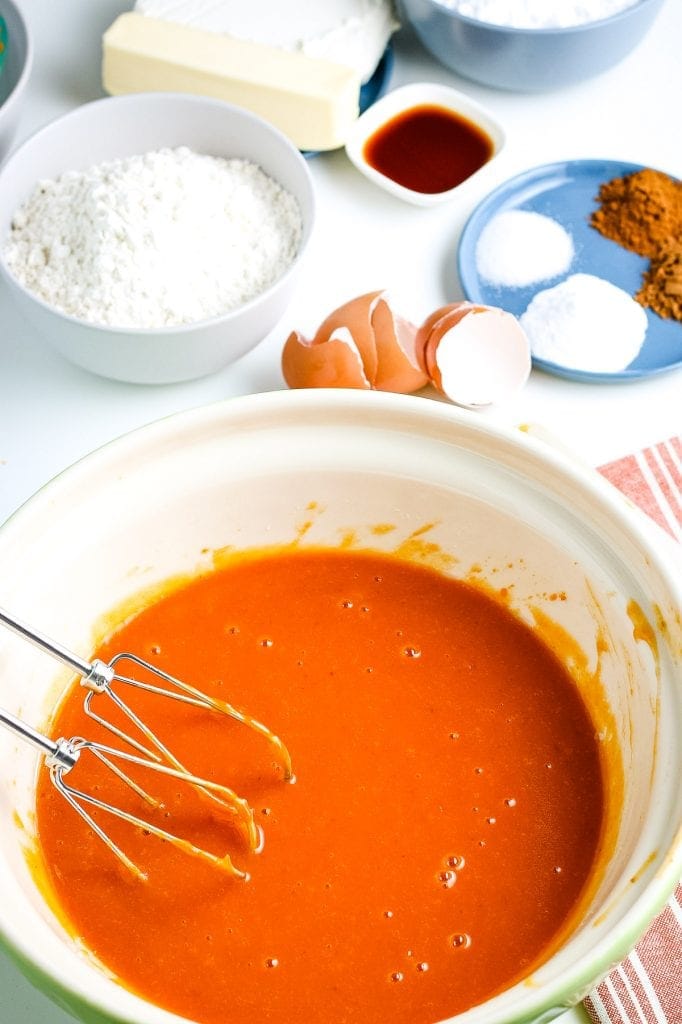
[0,607,114,690]
[0,706,77,770]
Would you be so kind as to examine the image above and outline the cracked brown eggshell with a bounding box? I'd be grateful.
[281,291,428,394]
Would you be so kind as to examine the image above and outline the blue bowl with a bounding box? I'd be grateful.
[400,0,664,91]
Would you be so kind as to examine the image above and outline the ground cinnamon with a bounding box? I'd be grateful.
[591,168,682,321]
[591,168,682,258]
[637,242,682,321]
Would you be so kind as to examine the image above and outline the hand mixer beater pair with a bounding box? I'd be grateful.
[0,608,293,881]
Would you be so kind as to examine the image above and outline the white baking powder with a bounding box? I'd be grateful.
[435,0,640,29]
[520,272,647,372]
[4,147,303,329]
[475,209,574,288]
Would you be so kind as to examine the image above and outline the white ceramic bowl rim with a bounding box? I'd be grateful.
[0,93,315,335]
[0,389,679,1024]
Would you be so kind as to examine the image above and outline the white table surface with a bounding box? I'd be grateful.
[1,1,680,1021]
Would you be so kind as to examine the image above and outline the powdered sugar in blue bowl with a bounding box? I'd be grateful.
[400,0,665,91]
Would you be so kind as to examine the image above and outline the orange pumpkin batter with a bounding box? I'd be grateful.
[36,548,605,1023]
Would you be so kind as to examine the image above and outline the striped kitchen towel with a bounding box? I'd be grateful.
[584,884,682,1024]
[583,437,682,1024]
[598,436,682,543]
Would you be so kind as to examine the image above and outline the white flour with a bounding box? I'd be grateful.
[520,273,648,372]
[475,210,574,288]
[4,147,303,329]
[434,0,640,28]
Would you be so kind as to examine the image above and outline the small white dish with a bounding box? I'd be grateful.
[345,82,505,207]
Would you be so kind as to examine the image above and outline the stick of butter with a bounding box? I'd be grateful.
[102,13,362,152]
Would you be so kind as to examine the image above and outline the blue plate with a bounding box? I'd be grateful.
[302,43,394,159]
[457,159,682,382]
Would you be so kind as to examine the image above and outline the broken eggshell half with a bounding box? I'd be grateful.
[417,302,531,408]
[281,291,428,394]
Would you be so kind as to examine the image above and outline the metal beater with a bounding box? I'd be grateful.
[0,608,293,881]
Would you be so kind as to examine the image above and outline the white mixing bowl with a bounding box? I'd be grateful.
[0,389,679,1023]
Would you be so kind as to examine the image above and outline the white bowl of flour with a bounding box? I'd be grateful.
[0,93,315,383]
